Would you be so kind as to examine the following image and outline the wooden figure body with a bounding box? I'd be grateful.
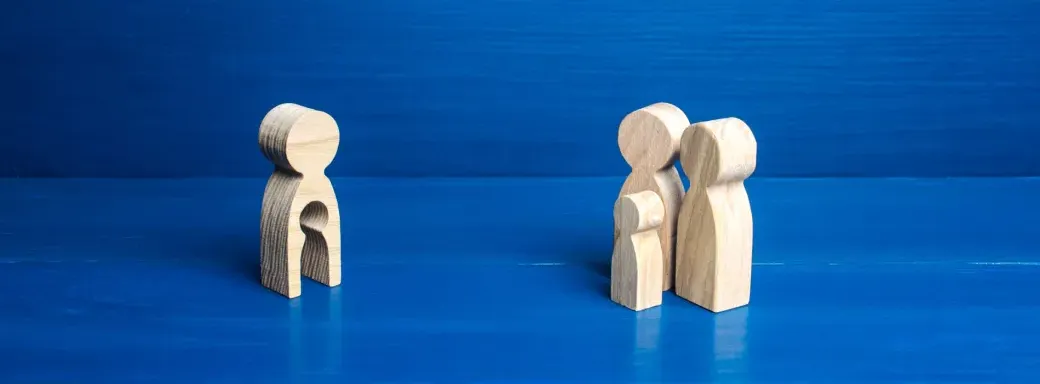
[675,117,757,313]
[259,103,342,299]
[612,190,666,311]
[616,102,690,291]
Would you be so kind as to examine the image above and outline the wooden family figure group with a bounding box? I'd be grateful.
[612,102,757,313]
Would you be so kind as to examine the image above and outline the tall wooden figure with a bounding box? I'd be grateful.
[259,103,342,299]
[675,118,757,313]
[612,191,665,311]
[616,102,690,291]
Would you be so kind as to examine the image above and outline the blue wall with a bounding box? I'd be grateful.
[2,0,1038,177]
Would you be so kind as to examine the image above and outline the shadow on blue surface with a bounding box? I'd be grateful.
[0,177,1038,382]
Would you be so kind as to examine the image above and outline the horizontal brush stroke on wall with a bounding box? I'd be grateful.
[1,0,1038,177]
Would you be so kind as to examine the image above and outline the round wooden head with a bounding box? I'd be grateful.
[618,102,690,171]
[680,117,757,186]
[614,190,665,234]
[259,103,340,174]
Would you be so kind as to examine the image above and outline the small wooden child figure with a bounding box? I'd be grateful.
[616,102,690,292]
[675,118,757,313]
[612,190,666,311]
[258,103,342,299]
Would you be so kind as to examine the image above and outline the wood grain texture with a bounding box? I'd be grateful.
[611,190,665,311]
[259,103,342,298]
[675,118,757,313]
[615,102,689,291]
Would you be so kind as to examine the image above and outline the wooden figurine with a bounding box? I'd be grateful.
[675,117,757,313]
[612,190,666,311]
[258,103,342,298]
[616,102,690,291]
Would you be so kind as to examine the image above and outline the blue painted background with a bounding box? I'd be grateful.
[2,0,1038,177]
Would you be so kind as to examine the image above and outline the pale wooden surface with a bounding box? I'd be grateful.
[259,103,342,298]
[611,190,666,311]
[675,118,757,312]
[615,102,690,291]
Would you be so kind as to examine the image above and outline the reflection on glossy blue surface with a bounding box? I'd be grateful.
[0,178,1038,382]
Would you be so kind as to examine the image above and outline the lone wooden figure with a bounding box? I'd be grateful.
[612,190,666,311]
[616,102,690,292]
[259,103,342,299]
[675,118,757,313]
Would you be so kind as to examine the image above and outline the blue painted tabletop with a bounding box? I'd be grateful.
[1,177,1038,382]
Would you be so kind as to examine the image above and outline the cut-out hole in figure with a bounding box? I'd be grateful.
[301,201,329,231]
[300,201,330,283]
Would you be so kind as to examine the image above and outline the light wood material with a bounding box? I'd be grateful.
[259,103,342,299]
[675,117,757,313]
[616,102,690,291]
[611,191,666,311]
